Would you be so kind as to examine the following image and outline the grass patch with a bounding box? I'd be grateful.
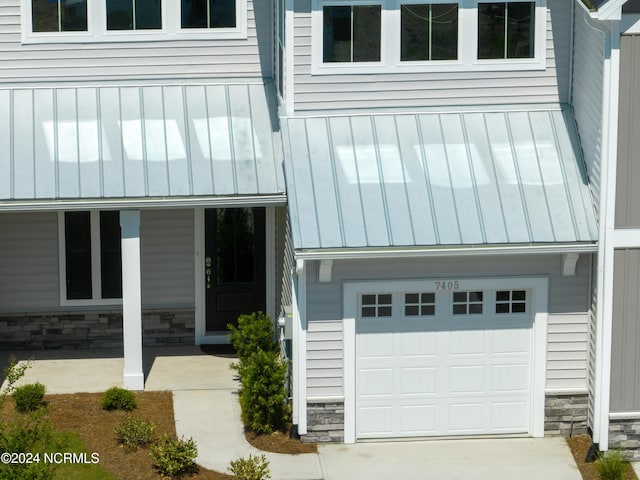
[51,431,115,480]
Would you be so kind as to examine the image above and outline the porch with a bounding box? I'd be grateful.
[0,345,237,394]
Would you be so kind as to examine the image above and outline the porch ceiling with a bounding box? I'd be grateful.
[0,81,285,207]
[282,107,598,251]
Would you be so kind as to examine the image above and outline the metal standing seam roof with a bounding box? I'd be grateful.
[0,82,285,204]
[282,108,598,251]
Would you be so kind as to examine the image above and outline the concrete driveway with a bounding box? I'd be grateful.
[317,437,581,480]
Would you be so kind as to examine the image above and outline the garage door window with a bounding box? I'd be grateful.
[452,291,483,314]
[496,290,527,313]
[404,292,435,316]
[361,294,392,317]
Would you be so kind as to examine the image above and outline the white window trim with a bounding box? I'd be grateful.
[58,211,123,307]
[311,0,546,74]
[21,0,247,44]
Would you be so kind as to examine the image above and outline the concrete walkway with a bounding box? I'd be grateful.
[1,347,582,480]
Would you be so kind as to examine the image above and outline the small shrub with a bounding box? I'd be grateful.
[12,383,46,413]
[114,415,156,452]
[596,449,626,480]
[150,434,198,479]
[228,454,271,480]
[228,312,278,363]
[101,386,137,411]
[1,355,31,408]
[0,410,55,480]
[238,349,289,434]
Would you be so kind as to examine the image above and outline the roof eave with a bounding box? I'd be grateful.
[294,242,599,260]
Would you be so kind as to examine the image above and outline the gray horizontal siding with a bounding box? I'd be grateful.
[0,212,59,311]
[292,0,571,111]
[611,249,640,412]
[615,35,640,227]
[0,1,272,83]
[0,209,195,314]
[305,253,591,398]
[140,210,195,307]
[571,8,604,219]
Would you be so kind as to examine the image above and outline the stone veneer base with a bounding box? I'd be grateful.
[301,400,344,443]
[609,418,640,460]
[0,309,195,350]
[544,393,589,436]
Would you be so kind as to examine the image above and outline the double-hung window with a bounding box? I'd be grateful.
[312,0,545,73]
[23,0,247,42]
[61,211,122,305]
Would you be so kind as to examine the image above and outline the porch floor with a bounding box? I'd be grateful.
[0,345,238,394]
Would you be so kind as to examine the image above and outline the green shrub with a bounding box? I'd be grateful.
[228,312,277,363]
[150,434,198,479]
[12,383,46,413]
[114,415,156,452]
[101,386,137,411]
[0,410,55,480]
[596,450,627,480]
[228,454,271,480]
[238,349,289,434]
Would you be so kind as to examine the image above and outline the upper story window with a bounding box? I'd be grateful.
[478,1,534,59]
[182,0,236,28]
[401,3,458,61]
[32,0,87,32]
[323,5,382,62]
[23,0,247,43]
[106,0,162,30]
[311,0,545,74]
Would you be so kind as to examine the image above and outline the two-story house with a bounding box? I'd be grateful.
[0,0,634,454]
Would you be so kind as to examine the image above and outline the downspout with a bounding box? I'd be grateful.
[580,7,620,450]
[291,259,307,435]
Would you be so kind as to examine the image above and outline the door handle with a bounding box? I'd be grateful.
[205,257,212,289]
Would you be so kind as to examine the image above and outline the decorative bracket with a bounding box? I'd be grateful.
[318,259,333,283]
[562,253,580,277]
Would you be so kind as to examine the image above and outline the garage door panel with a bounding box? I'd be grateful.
[400,330,437,356]
[358,332,393,357]
[490,402,529,430]
[359,407,393,435]
[359,368,393,395]
[400,405,436,434]
[491,328,530,353]
[450,330,486,354]
[401,367,436,394]
[448,403,485,432]
[449,366,484,393]
[491,364,529,391]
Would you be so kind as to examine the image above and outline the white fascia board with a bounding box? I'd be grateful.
[295,243,598,260]
[0,195,287,212]
[597,0,626,20]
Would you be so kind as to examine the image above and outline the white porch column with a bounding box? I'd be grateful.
[120,210,144,391]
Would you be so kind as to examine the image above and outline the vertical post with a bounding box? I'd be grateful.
[120,210,144,390]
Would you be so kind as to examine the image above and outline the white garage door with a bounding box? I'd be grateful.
[356,287,532,439]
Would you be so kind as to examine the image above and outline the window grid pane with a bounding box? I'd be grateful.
[65,211,92,300]
[361,293,393,318]
[453,291,484,315]
[401,3,457,61]
[495,290,527,314]
[323,5,381,63]
[404,292,436,316]
[478,1,534,59]
[107,0,162,30]
[100,211,122,299]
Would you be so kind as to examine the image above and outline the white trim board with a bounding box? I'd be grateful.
[342,276,548,443]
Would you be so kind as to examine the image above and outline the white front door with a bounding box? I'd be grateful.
[356,286,533,439]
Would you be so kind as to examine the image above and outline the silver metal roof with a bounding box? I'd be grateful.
[0,82,285,204]
[282,108,598,251]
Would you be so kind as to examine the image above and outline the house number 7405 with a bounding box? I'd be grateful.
[435,281,460,291]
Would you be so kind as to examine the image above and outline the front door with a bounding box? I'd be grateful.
[204,207,266,333]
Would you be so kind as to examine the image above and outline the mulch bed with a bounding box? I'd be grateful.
[1,391,318,479]
[567,434,638,480]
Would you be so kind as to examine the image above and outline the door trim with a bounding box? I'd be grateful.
[195,206,276,345]
[342,276,549,443]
